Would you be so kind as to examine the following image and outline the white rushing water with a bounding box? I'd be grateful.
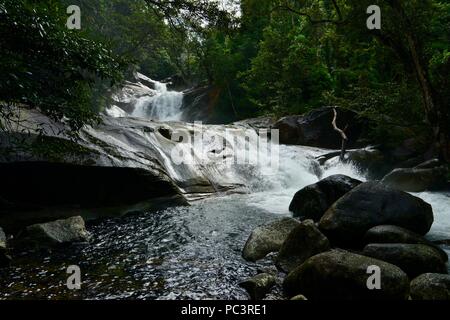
[131,81,184,121]
[107,74,449,242]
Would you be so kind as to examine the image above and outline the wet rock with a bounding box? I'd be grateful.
[158,127,173,140]
[432,239,450,246]
[415,159,441,169]
[18,216,90,249]
[291,294,308,300]
[283,250,409,300]
[318,182,433,247]
[345,148,390,179]
[239,273,276,300]
[274,107,364,148]
[0,227,6,251]
[276,220,330,273]
[181,85,226,124]
[0,161,187,232]
[289,175,362,221]
[363,225,448,262]
[410,273,450,300]
[0,227,11,267]
[234,116,277,131]
[381,166,448,192]
[362,244,447,279]
[242,218,300,262]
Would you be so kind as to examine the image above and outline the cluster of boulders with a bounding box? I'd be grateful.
[241,174,450,300]
[0,216,90,267]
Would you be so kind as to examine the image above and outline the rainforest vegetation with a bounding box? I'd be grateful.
[0,0,449,160]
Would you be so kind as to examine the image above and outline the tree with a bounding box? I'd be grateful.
[273,0,450,160]
[0,0,127,133]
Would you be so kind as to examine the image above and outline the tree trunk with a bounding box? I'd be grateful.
[389,0,449,162]
[405,33,449,162]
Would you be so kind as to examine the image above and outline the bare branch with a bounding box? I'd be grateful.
[332,108,348,161]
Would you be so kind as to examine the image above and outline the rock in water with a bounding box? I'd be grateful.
[363,225,448,262]
[318,182,433,247]
[289,175,361,221]
[274,107,363,148]
[415,159,441,169]
[283,250,410,300]
[290,294,308,300]
[0,226,11,267]
[362,244,448,278]
[381,166,448,192]
[19,216,90,249]
[410,273,450,300]
[276,220,330,273]
[0,227,6,251]
[242,218,300,262]
[239,273,276,300]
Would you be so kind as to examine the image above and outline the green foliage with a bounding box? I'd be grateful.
[0,0,127,132]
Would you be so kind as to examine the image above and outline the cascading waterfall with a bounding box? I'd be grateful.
[131,79,184,121]
[3,74,449,300]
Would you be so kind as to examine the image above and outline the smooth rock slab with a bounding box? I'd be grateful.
[362,243,448,279]
[289,175,361,221]
[319,182,433,247]
[275,220,330,273]
[410,273,450,300]
[242,218,300,262]
[19,216,90,249]
[239,273,276,300]
[363,225,448,262]
[283,250,410,300]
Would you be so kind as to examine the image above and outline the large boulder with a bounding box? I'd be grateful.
[363,225,448,262]
[283,250,410,300]
[242,218,300,262]
[17,216,90,249]
[289,175,362,221]
[318,182,433,247]
[275,220,330,273]
[381,166,448,192]
[410,273,450,300]
[239,273,276,300]
[274,107,363,148]
[362,244,448,279]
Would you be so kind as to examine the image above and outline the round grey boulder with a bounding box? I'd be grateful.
[283,249,410,300]
[319,182,433,247]
[289,175,361,221]
[410,273,450,300]
[18,216,90,249]
[243,218,300,262]
[275,220,330,273]
[362,243,447,279]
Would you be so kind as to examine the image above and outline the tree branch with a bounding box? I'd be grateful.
[272,0,345,25]
[332,107,348,161]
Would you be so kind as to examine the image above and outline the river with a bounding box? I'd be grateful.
[0,77,448,300]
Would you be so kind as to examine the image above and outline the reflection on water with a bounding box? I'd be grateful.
[0,196,281,300]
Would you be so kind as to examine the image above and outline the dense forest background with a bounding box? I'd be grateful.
[0,0,449,160]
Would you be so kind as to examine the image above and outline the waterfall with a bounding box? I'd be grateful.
[131,81,184,121]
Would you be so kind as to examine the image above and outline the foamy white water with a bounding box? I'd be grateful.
[414,191,450,240]
[132,81,183,121]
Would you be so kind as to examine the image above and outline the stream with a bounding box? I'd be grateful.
[0,77,449,300]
